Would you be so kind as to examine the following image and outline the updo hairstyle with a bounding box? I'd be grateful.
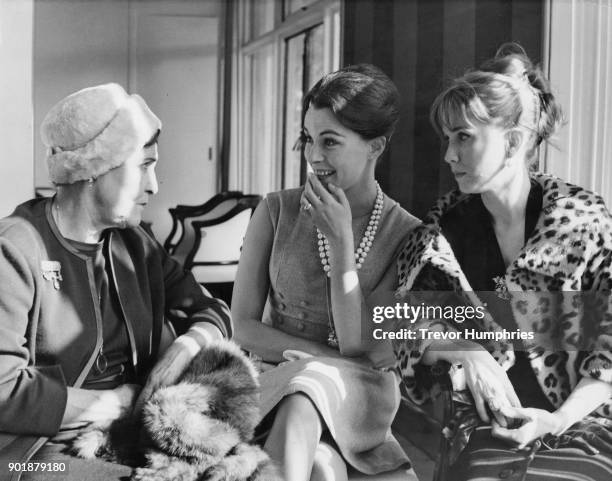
[430,43,564,160]
[302,64,400,143]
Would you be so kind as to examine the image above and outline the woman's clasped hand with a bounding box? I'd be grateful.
[491,405,564,449]
[458,348,521,427]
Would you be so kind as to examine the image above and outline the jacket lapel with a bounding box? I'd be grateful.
[108,232,154,375]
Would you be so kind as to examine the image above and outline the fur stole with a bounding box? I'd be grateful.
[70,339,282,481]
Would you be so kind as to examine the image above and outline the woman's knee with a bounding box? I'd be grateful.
[276,393,321,425]
[310,442,348,481]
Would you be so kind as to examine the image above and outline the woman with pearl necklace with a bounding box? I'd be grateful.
[231,64,420,481]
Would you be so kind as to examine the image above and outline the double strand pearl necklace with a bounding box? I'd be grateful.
[316,182,384,277]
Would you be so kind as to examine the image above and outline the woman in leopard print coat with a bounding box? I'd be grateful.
[394,44,612,480]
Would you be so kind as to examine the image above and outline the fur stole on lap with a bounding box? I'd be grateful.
[69,339,281,481]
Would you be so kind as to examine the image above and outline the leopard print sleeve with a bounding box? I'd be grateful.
[393,228,464,405]
[394,266,462,404]
[393,221,515,405]
[579,246,612,384]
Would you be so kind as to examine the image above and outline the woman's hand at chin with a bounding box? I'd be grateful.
[301,173,352,246]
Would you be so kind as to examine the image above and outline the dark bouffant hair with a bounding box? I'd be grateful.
[430,42,564,161]
[302,63,400,142]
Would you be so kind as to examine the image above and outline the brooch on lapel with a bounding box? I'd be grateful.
[493,275,509,300]
[41,260,63,290]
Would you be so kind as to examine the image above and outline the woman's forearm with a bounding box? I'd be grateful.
[180,321,224,350]
[233,318,341,363]
[63,387,104,425]
[553,377,612,434]
[328,236,371,357]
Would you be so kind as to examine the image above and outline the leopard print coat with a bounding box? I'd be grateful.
[394,172,612,418]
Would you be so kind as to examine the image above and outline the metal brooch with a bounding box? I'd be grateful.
[41,260,63,290]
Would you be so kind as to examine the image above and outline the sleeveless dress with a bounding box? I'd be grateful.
[257,187,419,475]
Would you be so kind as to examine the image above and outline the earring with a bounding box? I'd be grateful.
[87,177,95,184]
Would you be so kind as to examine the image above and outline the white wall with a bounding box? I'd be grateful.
[544,0,612,204]
[33,0,130,187]
[32,0,223,242]
[0,0,34,217]
[129,0,222,241]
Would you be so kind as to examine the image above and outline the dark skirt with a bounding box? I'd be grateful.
[21,441,132,481]
[453,419,612,481]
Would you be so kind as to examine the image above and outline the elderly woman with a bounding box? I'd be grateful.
[394,44,612,480]
[0,84,231,480]
[232,64,419,481]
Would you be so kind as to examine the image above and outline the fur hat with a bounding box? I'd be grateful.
[41,83,161,185]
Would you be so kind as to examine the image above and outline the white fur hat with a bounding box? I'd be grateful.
[41,83,161,185]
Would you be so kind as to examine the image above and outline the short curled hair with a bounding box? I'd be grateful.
[430,43,563,160]
[302,64,400,142]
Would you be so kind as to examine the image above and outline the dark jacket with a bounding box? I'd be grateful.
[0,198,232,470]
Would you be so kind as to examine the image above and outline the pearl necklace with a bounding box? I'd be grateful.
[316,182,383,277]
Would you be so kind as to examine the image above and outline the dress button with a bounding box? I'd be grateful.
[298,311,307,320]
[279,303,286,311]
[300,300,309,307]
[499,468,514,479]
[297,322,305,331]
